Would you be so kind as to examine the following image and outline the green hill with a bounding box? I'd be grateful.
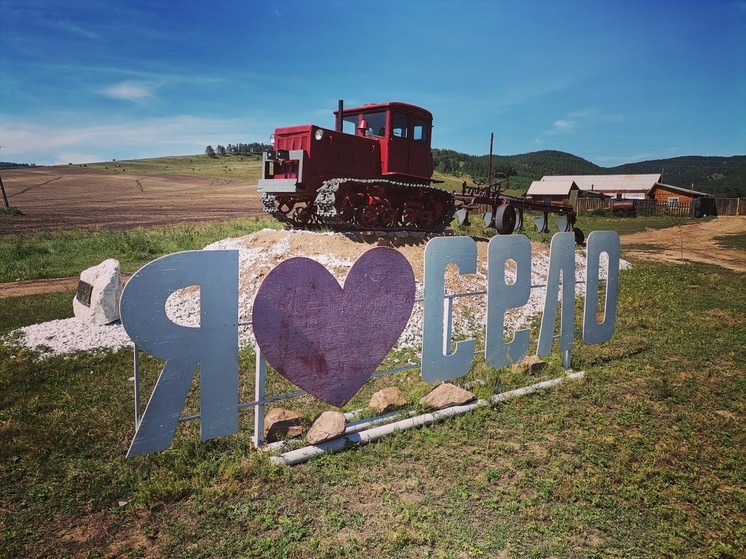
[610,156,746,197]
[432,149,746,196]
[8,149,742,197]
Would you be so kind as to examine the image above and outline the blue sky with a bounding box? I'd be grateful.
[1,0,744,166]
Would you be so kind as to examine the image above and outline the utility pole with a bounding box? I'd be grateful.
[0,143,8,212]
[0,174,9,212]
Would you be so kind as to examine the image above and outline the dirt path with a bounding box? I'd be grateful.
[0,275,132,298]
[620,216,746,272]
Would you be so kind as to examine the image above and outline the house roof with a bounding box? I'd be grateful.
[648,182,713,198]
[526,180,578,196]
[541,174,661,192]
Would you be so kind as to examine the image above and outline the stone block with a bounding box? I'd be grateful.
[73,258,123,325]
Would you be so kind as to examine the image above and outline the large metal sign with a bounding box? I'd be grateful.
[120,231,620,457]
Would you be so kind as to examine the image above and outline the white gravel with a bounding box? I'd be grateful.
[6,231,629,358]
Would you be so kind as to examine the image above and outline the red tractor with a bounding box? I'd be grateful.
[258,100,454,231]
[258,100,582,242]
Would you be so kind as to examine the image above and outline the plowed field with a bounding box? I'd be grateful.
[0,166,264,235]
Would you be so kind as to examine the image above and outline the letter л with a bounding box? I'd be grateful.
[537,232,576,356]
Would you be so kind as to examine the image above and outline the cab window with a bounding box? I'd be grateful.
[413,118,429,144]
[342,115,358,135]
[363,111,387,137]
[392,112,408,139]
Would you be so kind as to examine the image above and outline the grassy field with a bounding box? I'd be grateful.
[0,217,278,283]
[1,216,744,558]
[0,213,696,284]
[84,154,265,181]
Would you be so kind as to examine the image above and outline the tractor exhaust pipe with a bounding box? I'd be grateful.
[336,99,344,132]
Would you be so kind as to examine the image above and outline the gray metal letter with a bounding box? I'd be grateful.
[120,250,239,457]
[537,232,576,356]
[583,231,620,344]
[421,236,476,382]
[485,235,531,367]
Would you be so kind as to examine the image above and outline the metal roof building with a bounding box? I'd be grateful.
[541,174,662,199]
[526,180,579,197]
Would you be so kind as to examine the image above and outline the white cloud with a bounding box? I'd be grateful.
[53,20,101,40]
[547,119,575,135]
[99,82,155,101]
[0,115,276,165]
[544,109,624,137]
[51,152,103,166]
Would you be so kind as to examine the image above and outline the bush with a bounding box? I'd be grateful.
[1,206,22,216]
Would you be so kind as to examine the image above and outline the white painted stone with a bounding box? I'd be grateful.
[73,259,123,325]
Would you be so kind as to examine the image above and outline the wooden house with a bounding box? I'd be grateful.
[541,174,661,199]
[646,183,717,216]
[526,180,607,205]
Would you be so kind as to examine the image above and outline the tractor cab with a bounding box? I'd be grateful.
[335,101,434,181]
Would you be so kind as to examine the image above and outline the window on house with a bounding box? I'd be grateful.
[667,197,679,208]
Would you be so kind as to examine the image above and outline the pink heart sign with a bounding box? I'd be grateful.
[252,247,415,407]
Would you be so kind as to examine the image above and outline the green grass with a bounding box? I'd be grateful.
[0,217,279,282]
[450,213,716,243]
[1,225,744,557]
[714,232,746,251]
[0,292,73,335]
[84,154,264,181]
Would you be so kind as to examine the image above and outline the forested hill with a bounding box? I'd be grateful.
[610,156,746,197]
[432,149,746,197]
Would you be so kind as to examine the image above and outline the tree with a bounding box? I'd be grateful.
[205,145,216,157]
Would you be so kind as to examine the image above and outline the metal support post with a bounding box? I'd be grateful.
[443,296,453,355]
[253,344,267,448]
[133,345,141,428]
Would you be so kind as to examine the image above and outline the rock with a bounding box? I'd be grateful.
[264,408,304,442]
[306,411,346,445]
[72,259,123,325]
[512,355,547,374]
[420,383,475,410]
[369,386,407,413]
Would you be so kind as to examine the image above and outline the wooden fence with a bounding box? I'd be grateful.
[574,197,745,217]
[715,198,745,216]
